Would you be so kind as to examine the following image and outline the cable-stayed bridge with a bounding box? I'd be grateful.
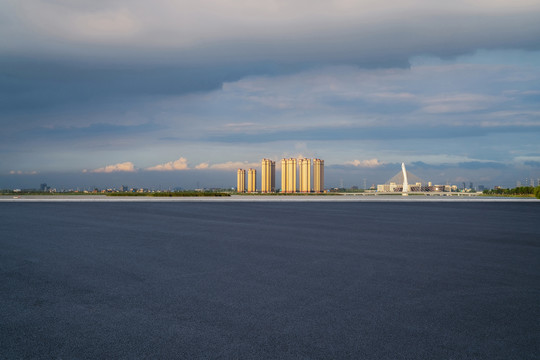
[377,163,457,195]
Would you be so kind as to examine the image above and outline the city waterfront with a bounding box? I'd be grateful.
[1,194,539,202]
[1,201,538,358]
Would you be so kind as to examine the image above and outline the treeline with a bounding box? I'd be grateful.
[483,186,540,198]
[107,191,230,197]
[0,190,98,195]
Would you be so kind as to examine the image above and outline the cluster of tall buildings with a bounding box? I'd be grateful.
[237,158,324,193]
[261,158,276,193]
[236,168,257,193]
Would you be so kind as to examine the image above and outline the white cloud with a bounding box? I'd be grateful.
[209,161,259,170]
[9,170,38,175]
[224,122,256,128]
[513,155,540,163]
[195,162,209,169]
[369,92,417,101]
[146,157,189,171]
[19,2,140,43]
[7,0,539,49]
[420,94,503,114]
[90,162,136,173]
[346,159,383,168]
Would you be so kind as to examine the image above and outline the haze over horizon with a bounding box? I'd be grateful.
[1,0,540,189]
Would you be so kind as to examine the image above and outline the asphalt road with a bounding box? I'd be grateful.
[1,202,539,359]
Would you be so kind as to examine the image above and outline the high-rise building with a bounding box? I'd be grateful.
[261,159,275,193]
[281,159,287,193]
[299,158,311,193]
[281,158,297,193]
[313,159,324,193]
[237,169,246,193]
[248,168,256,193]
[288,158,297,193]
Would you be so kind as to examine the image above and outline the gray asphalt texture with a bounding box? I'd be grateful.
[1,202,539,359]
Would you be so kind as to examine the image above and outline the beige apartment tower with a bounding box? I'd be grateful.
[280,159,287,193]
[299,158,311,193]
[261,159,275,193]
[237,169,246,193]
[247,168,256,193]
[281,158,297,193]
[313,159,324,193]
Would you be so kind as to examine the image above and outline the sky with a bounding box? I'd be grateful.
[1,0,540,190]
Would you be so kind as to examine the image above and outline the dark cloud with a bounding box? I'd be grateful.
[410,161,507,170]
[29,123,158,140]
[1,1,539,120]
[456,161,508,170]
[204,125,540,143]
[0,56,302,118]
[524,161,540,167]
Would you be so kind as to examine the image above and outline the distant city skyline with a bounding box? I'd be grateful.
[1,1,539,189]
[2,160,540,191]
[237,157,323,193]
